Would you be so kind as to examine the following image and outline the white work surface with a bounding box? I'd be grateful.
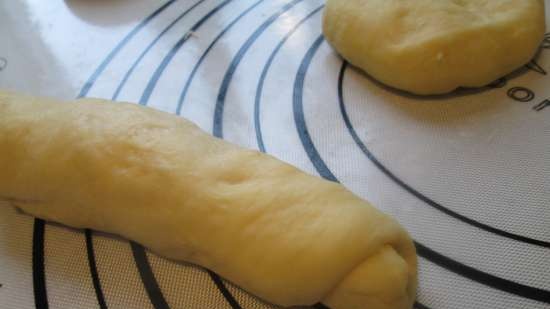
[0,1,549,309]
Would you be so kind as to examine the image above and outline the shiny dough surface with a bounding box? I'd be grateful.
[0,92,417,309]
[323,0,546,95]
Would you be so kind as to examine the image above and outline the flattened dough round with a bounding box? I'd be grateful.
[323,0,546,95]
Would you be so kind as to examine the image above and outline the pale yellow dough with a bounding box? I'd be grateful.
[0,92,416,309]
[323,0,546,95]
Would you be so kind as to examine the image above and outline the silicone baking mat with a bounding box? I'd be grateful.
[0,1,549,308]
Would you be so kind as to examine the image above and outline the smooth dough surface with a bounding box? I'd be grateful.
[0,92,417,309]
[323,0,546,95]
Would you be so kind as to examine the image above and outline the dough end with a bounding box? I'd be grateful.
[322,245,417,309]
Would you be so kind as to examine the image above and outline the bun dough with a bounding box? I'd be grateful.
[323,0,546,95]
[0,92,417,309]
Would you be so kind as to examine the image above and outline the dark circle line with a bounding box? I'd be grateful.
[254,23,433,309]
[126,1,245,308]
[77,0,176,99]
[32,219,48,309]
[139,0,235,105]
[414,302,433,309]
[292,35,337,180]
[415,243,550,303]
[131,242,170,309]
[293,34,550,304]
[85,229,108,309]
[207,270,242,309]
[176,0,267,115]
[112,0,208,101]
[254,4,324,153]
[213,0,305,138]
[337,63,549,248]
[33,2,177,309]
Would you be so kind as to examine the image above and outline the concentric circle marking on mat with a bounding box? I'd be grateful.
[130,242,171,309]
[77,0,177,99]
[112,0,208,101]
[290,34,550,304]
[32,219,48,309]
[85,229,107,309]
[254,5,325,153]
[213,0,305,138]
[336,62,550,248]
[177,0,267,115]
[139,0,235,106]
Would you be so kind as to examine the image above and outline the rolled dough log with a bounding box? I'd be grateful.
[323,0,546,95]
[0,91,416,309]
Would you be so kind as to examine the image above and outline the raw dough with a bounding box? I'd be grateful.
[323,0,546,95]
[0,92,417,309]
